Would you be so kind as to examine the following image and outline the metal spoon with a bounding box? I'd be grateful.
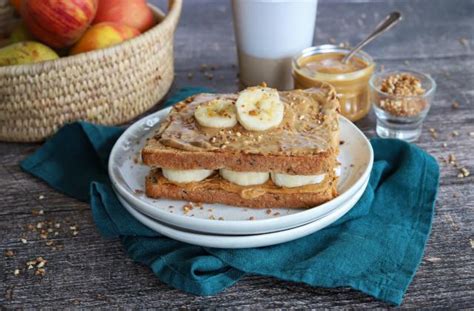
[342,11,402,64]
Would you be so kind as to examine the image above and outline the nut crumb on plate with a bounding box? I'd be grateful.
[182,203,193,214]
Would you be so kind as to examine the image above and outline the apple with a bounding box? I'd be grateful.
[93,0,155,33]
[22,0,98,48]
[70,22,140,55]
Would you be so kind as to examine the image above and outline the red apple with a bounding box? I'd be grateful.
[70,22,140,55]
[93,0,155,33]
[22,0,98,48]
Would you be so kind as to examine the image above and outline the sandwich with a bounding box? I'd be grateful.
[141,83,340,209]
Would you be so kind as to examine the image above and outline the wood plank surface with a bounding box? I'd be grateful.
[1,0,473,308]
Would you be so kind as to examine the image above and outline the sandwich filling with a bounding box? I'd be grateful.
[159,166,341,193]
[148,169,338,200]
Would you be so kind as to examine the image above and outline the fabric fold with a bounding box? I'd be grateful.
[20,88,439,305]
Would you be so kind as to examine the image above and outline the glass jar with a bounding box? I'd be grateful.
[292,45,375,121]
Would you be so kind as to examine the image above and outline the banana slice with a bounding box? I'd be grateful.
[271,172,326,188]
[194,98,237,128]
[162,168,214,183]
[220,169,269,186]
[236,86,284,131]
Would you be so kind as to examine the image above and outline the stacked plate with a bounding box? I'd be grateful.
[108,108,373,249]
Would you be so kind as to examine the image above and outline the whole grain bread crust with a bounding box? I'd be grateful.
[142,142,336,174]
[145,171,338,209]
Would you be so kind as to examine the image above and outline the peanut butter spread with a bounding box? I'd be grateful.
[301,52,368,74]
[150,169,336,199]
[154,87,339,156]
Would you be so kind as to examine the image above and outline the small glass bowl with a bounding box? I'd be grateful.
[369,69,436,142]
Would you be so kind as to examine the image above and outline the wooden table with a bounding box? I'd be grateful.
[1,0,473,308]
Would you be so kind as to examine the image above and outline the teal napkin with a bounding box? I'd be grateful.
[20,87,439,306]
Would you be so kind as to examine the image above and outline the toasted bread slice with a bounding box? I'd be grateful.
[145,169,338,209]
[142,86,340,175]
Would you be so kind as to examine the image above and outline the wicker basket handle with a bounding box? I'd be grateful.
[162,0,183,32]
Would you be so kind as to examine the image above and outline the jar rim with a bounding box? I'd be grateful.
[292,44,375,78]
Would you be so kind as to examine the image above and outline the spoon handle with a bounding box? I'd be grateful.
[342,11,402,64]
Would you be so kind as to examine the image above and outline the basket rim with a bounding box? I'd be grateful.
[0,0,182,74]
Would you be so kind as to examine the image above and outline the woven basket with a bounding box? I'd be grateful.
[0,0,16,40]
[0,0,182,142]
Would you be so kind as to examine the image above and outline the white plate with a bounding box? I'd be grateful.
[109,107,373,235]
[116,177,368,249]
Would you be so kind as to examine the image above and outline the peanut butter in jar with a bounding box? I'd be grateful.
[292,45,375,121]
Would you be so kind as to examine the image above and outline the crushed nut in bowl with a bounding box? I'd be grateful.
[369,69,436,142]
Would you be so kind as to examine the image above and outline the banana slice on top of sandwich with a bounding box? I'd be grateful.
[236,86,284,131]
[194,98,237,128]
[194,86,284,131]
